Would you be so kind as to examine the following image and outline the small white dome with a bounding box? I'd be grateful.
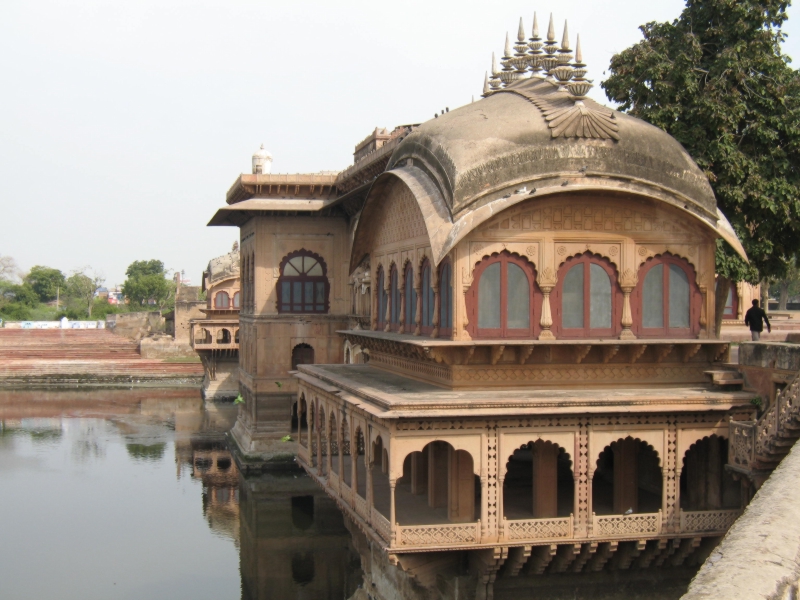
[252,144,273,174]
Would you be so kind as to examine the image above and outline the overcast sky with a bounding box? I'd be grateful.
[1,0,798,287]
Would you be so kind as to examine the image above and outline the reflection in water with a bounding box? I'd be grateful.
[0,389,694,600]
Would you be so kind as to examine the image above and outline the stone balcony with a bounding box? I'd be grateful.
[191,319,239,352]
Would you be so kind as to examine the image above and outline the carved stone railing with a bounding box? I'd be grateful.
[502,516,573,541]
[729,421,756,468]
[680,509,741,534]
[592,511,662,538]
[328,471,340,493]
[341,482,354,507]
[372,508,391,543]
[731,368,800,470]
[396,521,481,547]
[355,494,369,520]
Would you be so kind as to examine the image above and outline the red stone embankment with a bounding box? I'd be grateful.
[0,329,203,388]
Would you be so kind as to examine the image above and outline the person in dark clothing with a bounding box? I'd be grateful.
[744,299,771,341]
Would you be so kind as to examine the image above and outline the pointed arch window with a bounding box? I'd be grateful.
[633,254,700,338]
[376,266,387,329]
[466,252,538,339]
[553,253,621,338]
[420,260,435,335]
[438,261,453,336]
[233,291,240,309]
[404,262,417,334]
[214,291,230,309]
[277,250,329,314]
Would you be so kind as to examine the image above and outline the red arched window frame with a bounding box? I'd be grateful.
[375,266,387,329]
[438,259,453,337]
[552,253,622,338]
[277,249,330,314]
[420,259,435,336]
[465,251,540,339]
[631,253,701,338]
[214,291,230,309]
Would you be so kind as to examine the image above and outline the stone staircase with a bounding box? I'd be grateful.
[0,329,203,387]
[728,367,800,486]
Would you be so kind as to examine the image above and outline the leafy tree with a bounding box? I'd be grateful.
[769,254,800,309]
[122,259,176,311]
[65,268,105,318]
[24,266,66,303]
[602,0,800,336]
[0,255,19,282]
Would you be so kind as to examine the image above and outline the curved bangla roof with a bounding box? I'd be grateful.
[206,249,240,285]
[350,76,746,272]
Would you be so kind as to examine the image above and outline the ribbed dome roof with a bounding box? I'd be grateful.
[386,77,718,224]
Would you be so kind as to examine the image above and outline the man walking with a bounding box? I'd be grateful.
[744,299,771,341]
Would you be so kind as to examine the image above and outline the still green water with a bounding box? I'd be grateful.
[0,389,361,600]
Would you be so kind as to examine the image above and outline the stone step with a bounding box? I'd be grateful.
[704,370,744,387]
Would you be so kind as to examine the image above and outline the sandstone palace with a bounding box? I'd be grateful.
[207,14,759,593]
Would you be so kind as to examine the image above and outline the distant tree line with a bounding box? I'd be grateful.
[0,255,177,321]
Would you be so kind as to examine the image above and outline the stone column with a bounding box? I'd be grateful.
[447,446,475,523]
[414,283,422,336]
[532,442,559,518]
[390,477,397,545]
[428,442,448,508]
[411,448,428,495]
[383,276,392,332]
[366,432,374,514]
[707,437,722,509]
[539,287,556,340]
[613,438,639,514]
[620,287,636,340]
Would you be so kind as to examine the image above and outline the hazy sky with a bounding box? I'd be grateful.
[1,0,798,287]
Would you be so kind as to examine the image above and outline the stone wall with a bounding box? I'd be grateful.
[739,342,800,408]
[681,439,800,600]
[106,312,164,340]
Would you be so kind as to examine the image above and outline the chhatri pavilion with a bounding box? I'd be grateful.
[210,13,754,579]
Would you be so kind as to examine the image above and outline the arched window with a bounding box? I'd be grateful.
[439,261,453,336]
[292,343,314,370]
[390,265,400,329]
[376,267,387,329]
[233,291,240,309]
[214,291,230,309]
[553,253,621,338]
[467,252,538,338]
[404,262,417,334]
[278,250,329,314]
[420,260,435,335]
[633,254,700,338]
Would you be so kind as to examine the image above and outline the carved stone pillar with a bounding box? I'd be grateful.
[411,448,428,495]
[532,441,559,518]
[414,284,422,336]
[539,286,555,340]
[390,478,397,545]
[620,287,636,340]
[366,432,374,514]
[707,436,722,509]
[665,423,678,532]
[399,284,406,331]
[428,441,448,508]
[576,422,590,537]
[613,438,639,514]
[699,285,708,334]
[497,474,505,540]
[431,289,441,338]
[447,446,475,523]
[383,277,392,333]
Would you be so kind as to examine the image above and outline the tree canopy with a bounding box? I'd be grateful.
[24,266,65,303]
[122,259,175,311]
[602,0,800,285]
[65,269,105,318]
